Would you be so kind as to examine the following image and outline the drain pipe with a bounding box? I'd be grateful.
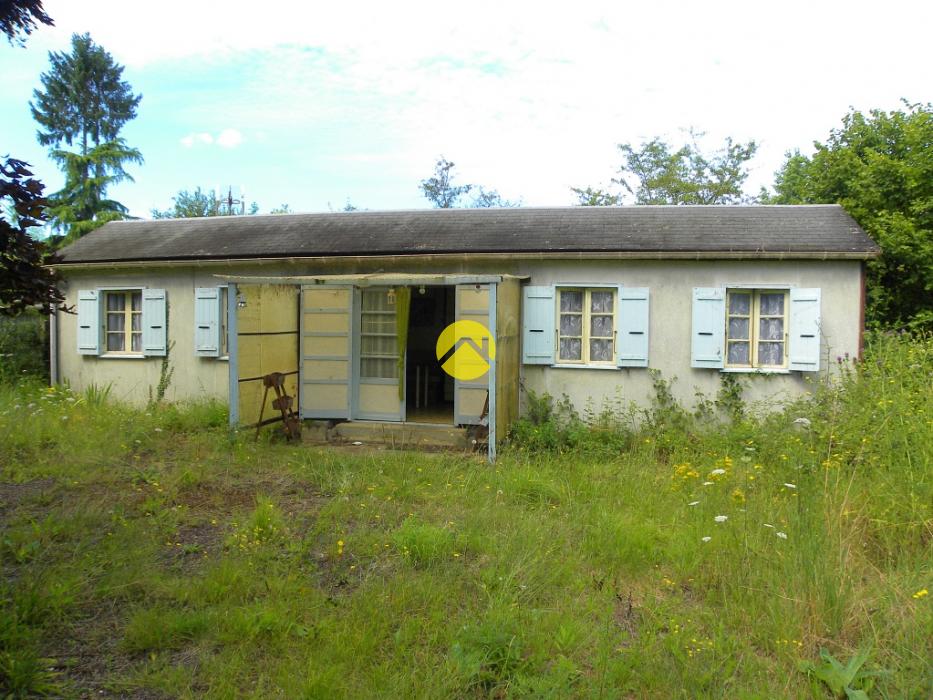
[49,309,59,385]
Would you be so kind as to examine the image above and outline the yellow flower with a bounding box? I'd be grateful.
[913,589,928,599]
[337,540,344,547]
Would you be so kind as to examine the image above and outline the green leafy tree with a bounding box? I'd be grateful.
[421,157,472,208]
[767,101,933,330]
[0,1,63,315]
[1,0,52,45]
[574,132,758,205]
[152,187,259,219]
[420,157,518,208]
[31,32,142,239]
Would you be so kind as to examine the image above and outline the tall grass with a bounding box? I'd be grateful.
[0,332,929,698]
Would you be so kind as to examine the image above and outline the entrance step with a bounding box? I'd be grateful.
[305,420,476,451]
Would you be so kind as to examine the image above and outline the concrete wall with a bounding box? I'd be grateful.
[55,257,863,414]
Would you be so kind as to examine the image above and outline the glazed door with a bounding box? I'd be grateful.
[354,287,404,421]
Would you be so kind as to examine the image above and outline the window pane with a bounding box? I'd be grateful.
[590,314,613,338]
[728,341,749,365]
[362,289,393,311]
[728,317,749,340]
[559,337,582,361]
[362,358,398,379]
[728,293,751,315]
[361,335,396,355]
[362,316,395,334]
[131,312,141,332]
[107,313,125,332]
[106,293,125,311]
[559,314,582,336]
[759,293,784,316]
[758,342,783,365]
[590,339,613,362]
[131,292,142,311]
[590,291,613,313]
[560,291,583,313]
[131,333,142,353]
[759,317,784,341]
[107,334,124,352]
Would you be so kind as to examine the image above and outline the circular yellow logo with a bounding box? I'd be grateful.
[436,320,496,381]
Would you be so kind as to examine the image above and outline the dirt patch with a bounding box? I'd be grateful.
[0,477,57,516]
[161,522,223,571]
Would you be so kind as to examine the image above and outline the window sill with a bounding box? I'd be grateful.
[99,354,147,360]
[720,367,790,375]
[551,363,619,371]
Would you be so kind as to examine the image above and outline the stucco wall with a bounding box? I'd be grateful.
[56,269,230,405]
[55,257,863,413]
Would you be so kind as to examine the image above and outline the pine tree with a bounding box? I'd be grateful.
[30,33,142,240]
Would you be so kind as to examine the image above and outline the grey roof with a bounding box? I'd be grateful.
[56,205,879,264]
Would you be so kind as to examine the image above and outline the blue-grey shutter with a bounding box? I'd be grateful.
[77,290,100,355]
[142,288,167,356]
[691,287,725,368]
[788,288,821,371]
[194,287,221,357]
[522,285,555,364]
[617,286,649,367]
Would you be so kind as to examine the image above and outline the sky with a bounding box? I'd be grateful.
[2,0,930,219]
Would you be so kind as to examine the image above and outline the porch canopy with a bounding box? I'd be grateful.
[220,273,525,461]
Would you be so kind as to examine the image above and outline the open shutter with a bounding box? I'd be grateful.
[522,286,555,364]
[691,287,725,368]
[788,288,821,371]
[76,290,100,355]
[617,287,649,367]
[194,287,221,357]
[142,288,167,356]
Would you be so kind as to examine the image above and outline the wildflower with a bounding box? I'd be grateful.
[703,481,714,486]
[775,531,788,539]
[730,488,745,504]
[687,501,700,507]
[783,483,796,489]
[763,523,774,528]
[913,589,928,599]
[714,515,728,523]
[709,469,726,476]
[701,536,712,543]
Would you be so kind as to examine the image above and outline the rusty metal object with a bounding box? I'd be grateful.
[255,372,301,441]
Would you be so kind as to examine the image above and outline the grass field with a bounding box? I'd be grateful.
[1,334,930,698]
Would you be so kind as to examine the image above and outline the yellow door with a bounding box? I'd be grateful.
[301,285,351,419]
[454,284,491,425]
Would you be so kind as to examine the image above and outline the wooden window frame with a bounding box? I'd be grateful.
[104,290,143,356]
[556,287,616,366]
[725,289,789,369]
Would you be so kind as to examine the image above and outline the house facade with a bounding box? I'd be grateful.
[51,205,878,455]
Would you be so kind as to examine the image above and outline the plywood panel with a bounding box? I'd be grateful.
[496,278,521,443]
[303,288,350,308]
[303,359,349,381]
[458,286,489,313]
[302,312,350,332]
[303,384,348,412]
[359,383,401,414]
[459,387,488,418]
[302,335,349,356]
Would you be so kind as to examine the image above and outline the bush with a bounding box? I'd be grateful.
[0,313,48,383]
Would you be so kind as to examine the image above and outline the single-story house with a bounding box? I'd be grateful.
[50,205,879,458]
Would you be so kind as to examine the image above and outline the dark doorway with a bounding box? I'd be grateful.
[405,286,454,423]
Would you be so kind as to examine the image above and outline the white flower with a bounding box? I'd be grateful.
[776,531,788,539]
[687,501,700,507]
[792,417,811,428]
[709,469,726,476]
[784,483,796,489]
[703,481,714,486]
[763,523,774,528]
[701,536,712,542]
[154,428,162,433]
[714,515,728,523]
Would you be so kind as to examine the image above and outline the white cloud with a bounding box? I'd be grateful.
[180,132,214,148]
[179,130,242,149]
[216,128,243,149]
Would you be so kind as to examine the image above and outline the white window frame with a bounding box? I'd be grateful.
[725,288,789,370]
[556,287,616,367]
[103,289,144,356]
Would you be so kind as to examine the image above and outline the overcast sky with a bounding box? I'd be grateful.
[2,0,930,218]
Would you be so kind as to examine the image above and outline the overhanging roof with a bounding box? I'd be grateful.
[55,205,880,265]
